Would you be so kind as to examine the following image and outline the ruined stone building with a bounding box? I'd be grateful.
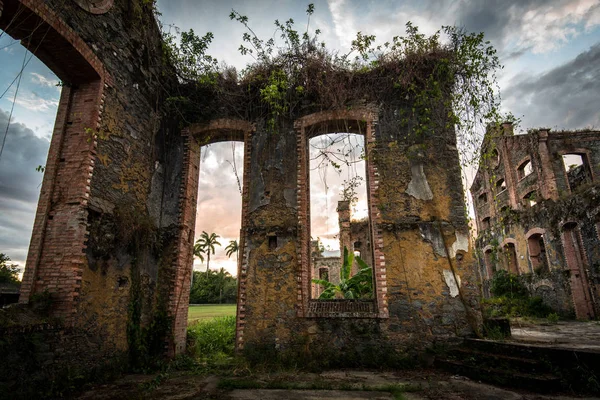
[1,0,483,384]
[470,123,600,319]
[310,200,373,298]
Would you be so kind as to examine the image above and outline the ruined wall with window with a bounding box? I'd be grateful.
[2,0,485,384]
[0,0,186,392]
[470,125,600,318]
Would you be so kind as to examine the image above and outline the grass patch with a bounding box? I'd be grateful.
[187,316,236,360]
[188,304,236,324]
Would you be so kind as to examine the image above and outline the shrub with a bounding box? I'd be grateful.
[489,270,528,299]
[482,295,552,319]
[186,316,236,359]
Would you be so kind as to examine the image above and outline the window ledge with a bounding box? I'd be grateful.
[305,300,380,318]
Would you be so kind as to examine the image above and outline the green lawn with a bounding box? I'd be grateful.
[188,304,237,324]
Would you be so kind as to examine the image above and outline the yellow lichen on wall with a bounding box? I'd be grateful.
[243,237,298,346]
[78,259,130,351]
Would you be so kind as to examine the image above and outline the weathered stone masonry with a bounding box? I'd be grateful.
[3,0,482,373]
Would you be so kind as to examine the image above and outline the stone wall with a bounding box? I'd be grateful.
[3,0,483,377]
[0,0,184,374]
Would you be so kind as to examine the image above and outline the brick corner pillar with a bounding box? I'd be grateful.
[337,200,352,261]
[167,134,201,357]
[537,129,559,201]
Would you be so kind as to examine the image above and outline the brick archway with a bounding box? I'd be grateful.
[172,119,253,355]
[1,0,107,324]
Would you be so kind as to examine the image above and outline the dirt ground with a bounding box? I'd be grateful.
[76,369,599,400]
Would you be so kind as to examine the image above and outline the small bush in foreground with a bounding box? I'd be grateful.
[187,316,235,359]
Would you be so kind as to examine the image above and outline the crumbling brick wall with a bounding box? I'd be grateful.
[471,126,600,318]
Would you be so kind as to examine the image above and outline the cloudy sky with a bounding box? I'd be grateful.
[1,0,599,275]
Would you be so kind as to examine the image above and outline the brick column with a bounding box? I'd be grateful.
[20,79,105,326]
[365,118,388,318]
[168,133,200,356]
[537,129,559,200]
[235,130,252,350]
[337,200,352,270]
[498,123,519,209]
[295,124,310,317]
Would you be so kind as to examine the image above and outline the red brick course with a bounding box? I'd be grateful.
[3,0,106,326]
[178,119,252,354]
[294,108,388,319]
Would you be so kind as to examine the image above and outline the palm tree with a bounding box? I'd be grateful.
[225,240,239,264]
[194,231,221,273]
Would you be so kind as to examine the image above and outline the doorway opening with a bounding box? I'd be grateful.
[188,141,243,325]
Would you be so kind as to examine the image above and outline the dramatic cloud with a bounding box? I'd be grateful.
[503,42,600,130]
[194,142,244,275]
[0,108,49,264]
[457,0,600,54]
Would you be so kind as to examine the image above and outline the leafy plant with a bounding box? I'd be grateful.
[489,270,528,299]
[312,247,372,299]
[189,269,237,304]
[0,253,20,285]
[187,316,236,359]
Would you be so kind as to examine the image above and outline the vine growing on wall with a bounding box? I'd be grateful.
[159,4,503,168]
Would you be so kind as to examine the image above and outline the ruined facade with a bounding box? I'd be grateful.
[470,124,600,319]
[310,200,374,298]
[1,0,482,380]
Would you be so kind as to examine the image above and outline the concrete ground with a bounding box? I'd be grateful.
[77,369,599,399]
[509,318,600,351]
[76,320,600,399]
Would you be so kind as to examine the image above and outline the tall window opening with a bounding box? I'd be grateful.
[527,233,547,273]
[562,153,592,192]
[496,178,506,192]
[478,192,488,204]
[562,222,596,319]
[517,159,533,180]
[523,191,538,208]
[484,248,495,278]
[188,141,242,322]
[502,242,519,275]
[308,132,373,300]
[0,32,60,287]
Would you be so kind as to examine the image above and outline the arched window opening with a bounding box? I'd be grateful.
[490,149,500,167]
[481,217,491,231]
[562,153,592,192]
[308,132,373,300]
[478,192,488,205]
[496,178,506,192]
[527,233,547,273]
[523,191,538,208]
[0,32,60,293]
[484,248,495,279]
[517,159,533,180]
[502,242,519,275]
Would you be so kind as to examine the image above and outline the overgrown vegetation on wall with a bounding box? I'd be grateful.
[160,3,503,163]
[482,270,554,319]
